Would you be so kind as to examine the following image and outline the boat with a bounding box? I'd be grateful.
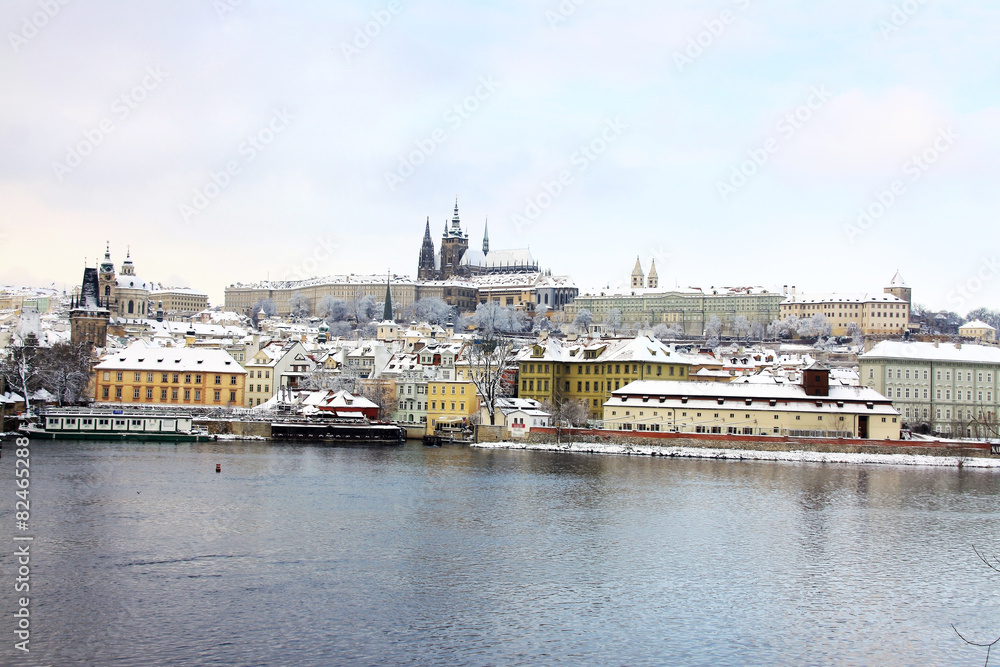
[22,407,215,442]
[422,435,443,447]
[269,419,404,445]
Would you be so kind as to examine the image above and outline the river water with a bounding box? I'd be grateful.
[2,439,1000,666]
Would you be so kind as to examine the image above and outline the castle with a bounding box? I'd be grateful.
[417,199,539,281]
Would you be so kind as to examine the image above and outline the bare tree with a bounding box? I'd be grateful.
[36,342,92,406]
[252,298,277,318]
[705,316,722,347]
[0,333,40,413]
[954,546,1000,666]
[732,315,750,341]
[466,331,515,426]
[358,378,396,421]
[319,295,350,322]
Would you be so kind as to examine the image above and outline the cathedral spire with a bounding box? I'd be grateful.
[482,216,489,255]
[383,273,393,322]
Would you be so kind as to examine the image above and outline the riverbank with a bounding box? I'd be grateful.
[473,440,1000,469]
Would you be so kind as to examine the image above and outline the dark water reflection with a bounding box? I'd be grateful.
[3,440,1000,665]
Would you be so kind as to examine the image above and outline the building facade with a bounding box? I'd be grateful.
[517,335,694,421]
[859,340,1000,435]
[93,341,246,406]
[602,372,900,439]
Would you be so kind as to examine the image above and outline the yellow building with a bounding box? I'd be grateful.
[94,341,246,406]
[780,292,909,336]
[517,335,693,421]
[958,320,997,343]
[603,367,900,440]
[425,377,479,434]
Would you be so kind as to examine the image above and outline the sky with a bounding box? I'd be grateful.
[1,0,998,314]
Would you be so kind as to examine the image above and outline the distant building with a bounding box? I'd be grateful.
[859,340,1000,435]
[603,365,900,439]
[416,198,540,281]
[97,244,152,319]
[150,287,209,318]
[959,320,997,343]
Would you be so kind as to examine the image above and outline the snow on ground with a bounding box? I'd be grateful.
[473,441,1000,469]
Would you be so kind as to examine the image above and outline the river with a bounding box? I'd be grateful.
[2,439,999,666]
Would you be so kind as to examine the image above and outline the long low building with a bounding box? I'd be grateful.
[602,366,900,440]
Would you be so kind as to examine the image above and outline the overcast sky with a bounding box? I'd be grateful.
[1,1,997,313]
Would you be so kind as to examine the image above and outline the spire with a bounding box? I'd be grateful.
[383,273,393,322]
[423,217,432,242]
[451,196,461,231]
[482,216,490,255]
[631,256,645,290]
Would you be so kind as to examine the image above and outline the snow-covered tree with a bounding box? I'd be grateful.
[252,298,277,318]
[748,321,765,342]
[472,302,527,335]
[319,295,349,322]
[732,315,750,341]
[288,291,310,319]
[573,308,593,334]
[604,308,623,336]
[413,297,452,325]
[350,294,378,324]
[705,316,722,347]
[0,333,40,413]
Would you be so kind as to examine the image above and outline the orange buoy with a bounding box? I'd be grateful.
[216,463,221,473]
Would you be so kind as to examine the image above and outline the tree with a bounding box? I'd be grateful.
[533,311,555,334]
[472,302,527,335]
[953,546,1000,665]
[797,313,831,340]
[350,294,378,324]
[732,315,750,341]
[748,321,765,342]
[846,322,862,347]
[0,333,40,413]
[358,378,396,421]
[705,316,722,347]
[465,331,516,426]
[36,342,92,406]
[288,291,310,319]
[967,307,1000,331]
[573,308,593,334]
[319,296,349,322]
[604,308,623,336]
[252,298,277,318]
[413,297,452,325]
[768,316,799,340]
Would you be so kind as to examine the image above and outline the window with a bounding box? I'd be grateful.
[184,389,190,400]
[116,372,123,382]
[102,386,109,398]
[185,374,192,383]
[161,389,168,400]
[171,389,178,400]
[230,391,237,402]
[173,374,179,383]
[103,371,110,381]
[195,390,201,401]
[195,375,201,384]
[134,372,141,382]
[215,375,222,385]
[230,376,238,385]
[214,390,220,402]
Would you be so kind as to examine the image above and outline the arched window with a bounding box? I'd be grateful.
[104,285,111,296]
[128,300,134,314]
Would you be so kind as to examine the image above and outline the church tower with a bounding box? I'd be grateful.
[885,270,911,305]
[631,257,645,290]
[647,259,658,289]
[70,266,110,349]
[439,197,469,280]
[98,242,116,310]
[417,217,438,281]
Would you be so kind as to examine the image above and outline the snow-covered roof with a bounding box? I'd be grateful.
[460,248,536,269]
[888,270,908,288]
[781,292,907,305]
[609,380,896,414]
[862,341,1000,364]
[95,340,245,373]
[959,320,996,331]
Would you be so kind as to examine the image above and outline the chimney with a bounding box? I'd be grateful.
[934,340,939,348]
